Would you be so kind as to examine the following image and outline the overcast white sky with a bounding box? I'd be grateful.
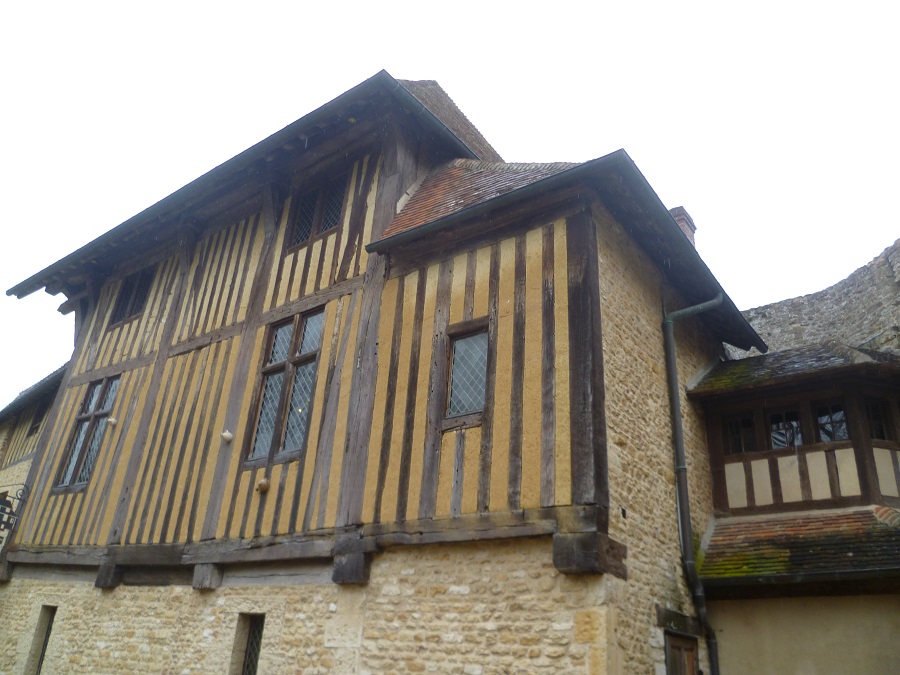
[1,1,897,408]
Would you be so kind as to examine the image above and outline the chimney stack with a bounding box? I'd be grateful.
[668,206,696,246]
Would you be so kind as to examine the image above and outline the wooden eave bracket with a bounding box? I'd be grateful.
[192,563,223,591]
[552,532,627,579]
[94,561,122,589]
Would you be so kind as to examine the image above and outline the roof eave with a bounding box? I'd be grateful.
[8,70,481,301]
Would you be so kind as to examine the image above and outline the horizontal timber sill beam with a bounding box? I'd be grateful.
[2,505,625,584]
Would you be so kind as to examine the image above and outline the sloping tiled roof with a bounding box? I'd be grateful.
[383,159,578,240]
[691,341,900,396]
[398,81,503,163]
[700,507,900,582]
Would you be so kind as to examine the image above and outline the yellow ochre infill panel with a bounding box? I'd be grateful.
[378,272,418,524]
[406,263,439,521]
[552,219,572,506]
[294,298,341,533]
[521,226,544,510]
[322,292,363,529]
[490,238,516,513]
[361,276,399,523]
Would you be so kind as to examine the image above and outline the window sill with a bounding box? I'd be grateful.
[50,483,88,495]
[242,448,304,471]
[442,412,483,432]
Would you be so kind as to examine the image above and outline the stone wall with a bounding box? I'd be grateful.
[742,239,900,353]
[0,538,621,674]
[597,203,720,674]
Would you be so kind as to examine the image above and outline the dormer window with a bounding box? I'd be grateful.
[110,266,155,325]
[289,175,348,247]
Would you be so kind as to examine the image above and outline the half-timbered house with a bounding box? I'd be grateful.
[0,71,896,674]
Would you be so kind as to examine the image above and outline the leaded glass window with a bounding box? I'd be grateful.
[240,614,265,675]
[724,414,756,454]
[57,376,120,488]
[248,310,324,464]
[814,401,849,442]
[769,408,803,449]
[448,332,488,417]
[288,175,348,247]
[110,266,155,325]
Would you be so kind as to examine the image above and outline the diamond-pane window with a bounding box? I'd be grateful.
[247,311,325,465]
[110,266,155,325]
[291,192,318,246]
[287,174,348,248]
[448,332,488,417]
[57,376,120,488]
[320,177,346,232]
[240,614,265,675]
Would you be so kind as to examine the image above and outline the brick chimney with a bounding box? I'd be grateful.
[668,206,696,246]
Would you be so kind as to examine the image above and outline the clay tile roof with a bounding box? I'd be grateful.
[398,80,503,162]
[383,159,579,240]
[691,341,900,396]
[700,507,900,582]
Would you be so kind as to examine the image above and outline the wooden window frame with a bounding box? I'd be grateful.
[767,405,805,450]
[230,613,265,675]
[243,310,324,470]
[813,399,850,443]
[25,605,57,675]
[54,376,120,491]
[664,631,699,675]
[866,398,897,442]
[284,173,349,252]
[441,316,489,432]
[109,266,156,327]
[26,399,50,438]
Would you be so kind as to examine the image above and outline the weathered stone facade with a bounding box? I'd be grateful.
[0,539,623,674]
[742,238,900,353]
[598,203,719,674]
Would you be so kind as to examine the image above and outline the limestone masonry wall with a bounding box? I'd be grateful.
[742,239,900,353]
[597,203,719,675]
[0,539,621,674]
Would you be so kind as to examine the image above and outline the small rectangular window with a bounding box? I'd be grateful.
[289,175,348,247]
[57,377,120,488]
[25,605,57,675]
[448,331,488,417]
[814,401,849,442]
[866,399,895,441]
[724,414,756,454]
[769,408,803,449]
[230,613,265,675]
[26,399,50,438]
[248,311,324,464]
[110,266,155,325]
[665,632,698,675]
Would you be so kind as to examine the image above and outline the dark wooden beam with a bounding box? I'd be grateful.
[552,532,626,578]
[192,563,223,590]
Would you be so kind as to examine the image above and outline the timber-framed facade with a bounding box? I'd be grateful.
[2,71,896,674]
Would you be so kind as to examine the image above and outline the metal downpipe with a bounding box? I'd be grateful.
[663,293,722,675]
